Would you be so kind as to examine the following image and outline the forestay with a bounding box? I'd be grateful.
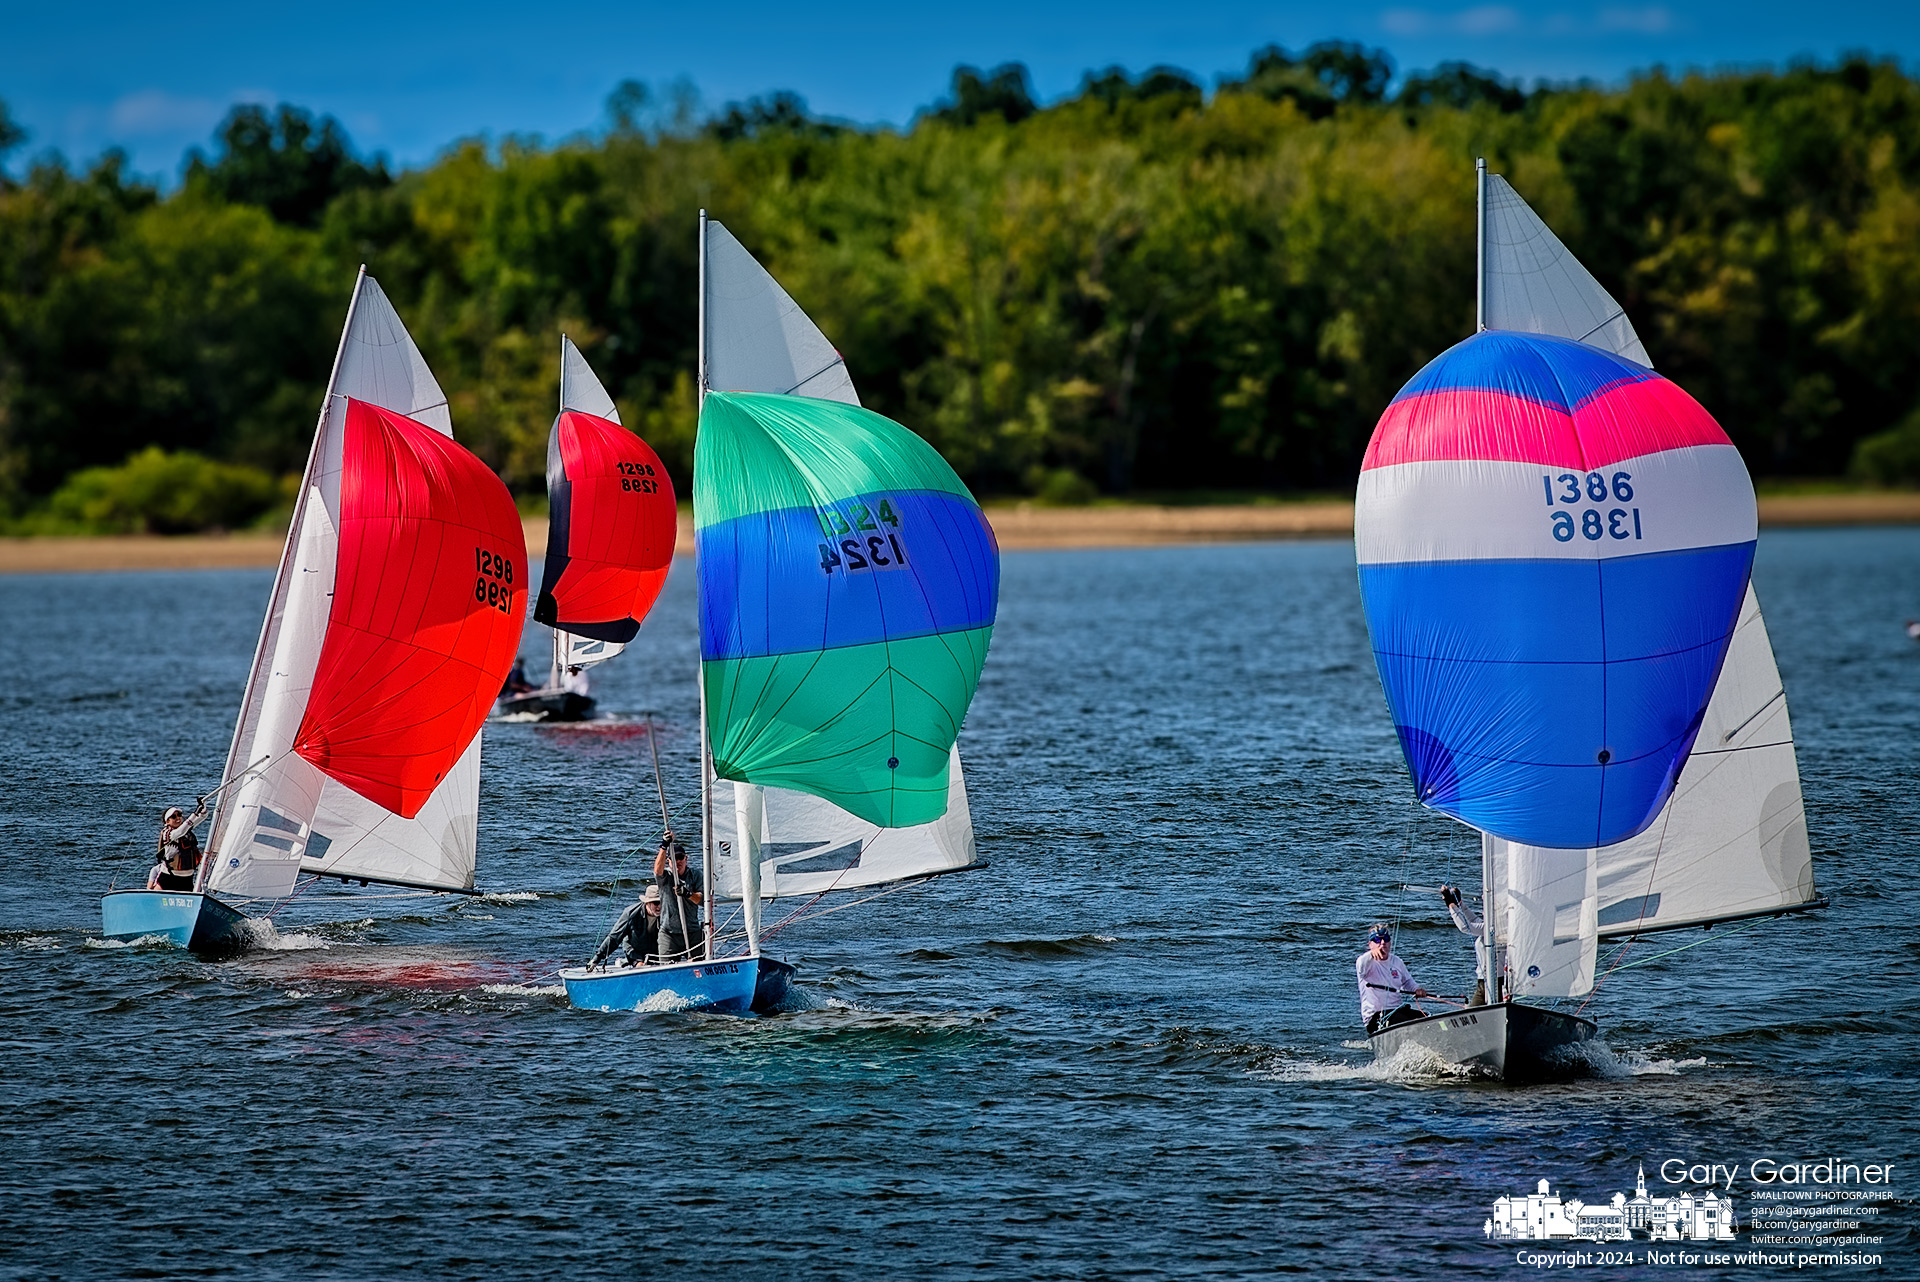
[1482,171,1652,367]
[205,273,510,898]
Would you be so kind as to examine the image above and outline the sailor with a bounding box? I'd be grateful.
[501,658,535,697]
[563,665,591,698]
[147,802,208,891]
[653,837,703,963]
[1356,922,1429,1032]
[1440,884,1490,1005]
[589,884,662,968]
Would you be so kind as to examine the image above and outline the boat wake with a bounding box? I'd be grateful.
[241,918,333,952]
[1266,1039,1710,1084]
[480,982,567,998]
[84,933,172,950]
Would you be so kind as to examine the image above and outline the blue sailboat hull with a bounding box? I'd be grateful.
[99,890,250,956]
[562,954,779,1014]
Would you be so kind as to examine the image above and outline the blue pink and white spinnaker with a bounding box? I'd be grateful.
[1355,330,1757,849]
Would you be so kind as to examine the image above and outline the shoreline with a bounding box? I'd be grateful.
[3,492,1917,574]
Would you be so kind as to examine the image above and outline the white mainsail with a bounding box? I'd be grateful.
[704,218,859,405]
[204,271,485,898]
[1480,166,1652,367]
[560,334,620,422]
[698,215,974,949]
[710,747,979,900]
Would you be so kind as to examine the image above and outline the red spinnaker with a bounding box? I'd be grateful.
[533,410,676,642]
[293,398,527,818]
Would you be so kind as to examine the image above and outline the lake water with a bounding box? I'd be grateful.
[2,530,1914,1279]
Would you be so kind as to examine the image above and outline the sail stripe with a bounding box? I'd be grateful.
[1366,379,1729,471]
[699,489,997,661]
[1355,446,1755,565]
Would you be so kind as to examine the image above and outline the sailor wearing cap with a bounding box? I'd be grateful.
[589,882,663,969]
[146,801,208,891]
[1357,922,1430,1032]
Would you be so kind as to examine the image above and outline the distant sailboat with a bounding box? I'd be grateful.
[560,214,998,1014]
[498,337,677,721]
[101,270,528,953]
[1352,162,1821,1078]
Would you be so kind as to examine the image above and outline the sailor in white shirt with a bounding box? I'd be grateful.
[1356,922,1429,1032]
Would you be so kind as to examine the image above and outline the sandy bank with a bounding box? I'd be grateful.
[4,492,1917,574]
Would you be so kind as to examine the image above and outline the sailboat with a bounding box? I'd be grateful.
[560,213,998,1014]
[497,337,677,722]
[100,269,528,954]
[1351,161,1822,1078]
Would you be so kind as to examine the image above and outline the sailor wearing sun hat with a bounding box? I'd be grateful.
[589,882,663,969]
[1356,922,1430,1032]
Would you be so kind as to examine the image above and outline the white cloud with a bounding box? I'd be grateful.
[107,90,225,138]
[1379,5,1679,38]
[1597,7,1674,33]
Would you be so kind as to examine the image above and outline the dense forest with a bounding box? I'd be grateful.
[3,45,1919,532]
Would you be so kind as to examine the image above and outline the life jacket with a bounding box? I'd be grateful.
[159,827,202,874]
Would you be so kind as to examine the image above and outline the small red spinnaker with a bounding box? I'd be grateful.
[533,410,677,641]
[294,398,527,818]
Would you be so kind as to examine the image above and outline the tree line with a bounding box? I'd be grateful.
[2,45,1918,532]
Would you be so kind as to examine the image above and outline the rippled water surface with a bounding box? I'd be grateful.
[3,530,1915,1279]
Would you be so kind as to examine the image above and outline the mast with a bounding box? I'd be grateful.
[697,209,716,962]
[1475,157,1488,333]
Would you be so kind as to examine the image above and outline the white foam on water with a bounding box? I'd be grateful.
[481,983,566,997]
[1550,1041,1709,1079]
[460,913,496,921]
[242,919,331,952]
[14,936,63,951]
[1267,1042,1485,1084]
[85,934,171,949]
[1092,935,1119,943]
[477,891,538,905]
[635,988,696,1013]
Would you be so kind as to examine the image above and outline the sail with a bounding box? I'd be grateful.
[534,343,676,646]
[1482,171,1653,367]
[559,631,626,671]
[291,398,526,818]
[704,218,859,405]
[710,746,978,898]
[1356,329,1758,849]
[559,334,620,422]
[208,272,505,898]
[694,391,998,828]
[1486,833,1598,999]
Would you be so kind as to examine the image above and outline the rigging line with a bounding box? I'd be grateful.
[1720,689,1785,745]
[760,874,931,934]
[1587,914,1773,983]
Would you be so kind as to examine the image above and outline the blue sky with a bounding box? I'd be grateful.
[6,0,1916,180]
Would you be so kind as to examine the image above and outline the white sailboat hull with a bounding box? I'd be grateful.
[1367,1001,1597,1080]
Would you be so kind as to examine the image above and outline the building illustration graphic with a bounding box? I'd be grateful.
[1487,1167,1737,1243]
